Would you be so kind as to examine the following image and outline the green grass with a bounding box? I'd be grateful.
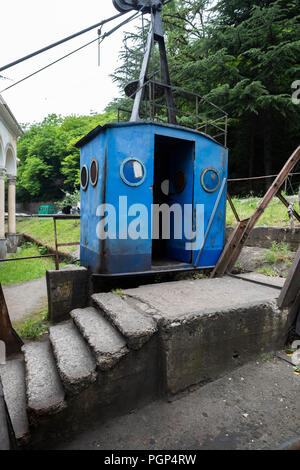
[257,242,294,278]
[257,266,278,277]
[226,195,300,226]
[0,242,65,286]
[111,289,123,296]
[16,218,80,254]
[264,242,291,264]
[13,306,51,340]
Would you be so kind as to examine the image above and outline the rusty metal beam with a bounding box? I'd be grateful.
[227,192,240,222]
[212,145,300,277]
[211,218,249,278]
[0,284,23,356]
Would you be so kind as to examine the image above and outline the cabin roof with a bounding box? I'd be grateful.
[75,121,226,149]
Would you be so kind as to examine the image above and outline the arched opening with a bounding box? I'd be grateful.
[5,145,16,176]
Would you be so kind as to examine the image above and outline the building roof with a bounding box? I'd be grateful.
[0,94,23,138]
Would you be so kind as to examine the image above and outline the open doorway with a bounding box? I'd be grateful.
[152,135,195,268]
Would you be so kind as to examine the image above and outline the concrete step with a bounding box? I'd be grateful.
[71,307,129,371]
[0,380,10,450]
[0,358,29,445]
[22,341,66,417]
[92,293,158,350]
[49,321,97,395]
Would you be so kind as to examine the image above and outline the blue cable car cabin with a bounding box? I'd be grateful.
[76,121,228,277]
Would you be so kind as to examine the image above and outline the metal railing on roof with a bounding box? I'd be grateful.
[117,76,228,147]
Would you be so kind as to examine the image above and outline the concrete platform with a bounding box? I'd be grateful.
[125,276,288,395]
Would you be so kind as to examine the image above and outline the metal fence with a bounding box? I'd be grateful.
[0,215,80,271]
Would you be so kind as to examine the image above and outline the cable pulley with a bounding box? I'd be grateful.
[113,0,164,14]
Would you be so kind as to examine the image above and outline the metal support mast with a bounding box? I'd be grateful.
[113,0,177,124]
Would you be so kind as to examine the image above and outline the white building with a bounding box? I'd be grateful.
[0,94,23,258]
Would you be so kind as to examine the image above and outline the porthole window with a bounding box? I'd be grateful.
[81,165,89,191]
[120,158,146,187]
[174,170,186,194]
[201,168,220,193]
[90,159,98,187]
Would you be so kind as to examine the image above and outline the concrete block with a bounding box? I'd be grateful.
[0,359,29,444]
[49,321,97,395]
[46,266,88,323]
[124,276,289,396]
[227,226,300,251]
[162,301,288,396]
[71,307,129,371]
[92,293,158,350]
[0,380,10,450]
[22,341,66,417]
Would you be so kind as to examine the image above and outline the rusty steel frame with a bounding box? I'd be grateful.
[211,145,300,278]
[227,192,240,222]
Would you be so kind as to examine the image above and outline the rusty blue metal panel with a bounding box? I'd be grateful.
[78,122,228,275]
[103,125,154,273]
[192,140,228,267]
[80,129,107,272]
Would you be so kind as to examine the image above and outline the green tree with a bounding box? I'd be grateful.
[17,110,117,201]
[112,0,300,193]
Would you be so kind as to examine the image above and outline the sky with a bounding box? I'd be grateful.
[0,0,141,124]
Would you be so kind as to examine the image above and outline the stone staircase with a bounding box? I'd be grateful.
[0,293,160,448]
[0,275,288,449]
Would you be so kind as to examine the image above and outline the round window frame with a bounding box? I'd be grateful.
[201,167,221,193]
[80,165,89,191]
[90,159,99,187]
[120,157,146,187]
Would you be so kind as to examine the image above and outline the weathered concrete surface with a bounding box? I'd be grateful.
[46,266,88,323]
[49,321,97,395]
[0,358,29,444]
[125,276,288,395]
[92,293,158,350]
[71,307,129,371]
[227,225,300,251]
[125,276,283,323]
[53,358,300,451]
[22,340,66,417]
[233,246,267,273]
[3,277,47,323]
[0,379,9,450]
